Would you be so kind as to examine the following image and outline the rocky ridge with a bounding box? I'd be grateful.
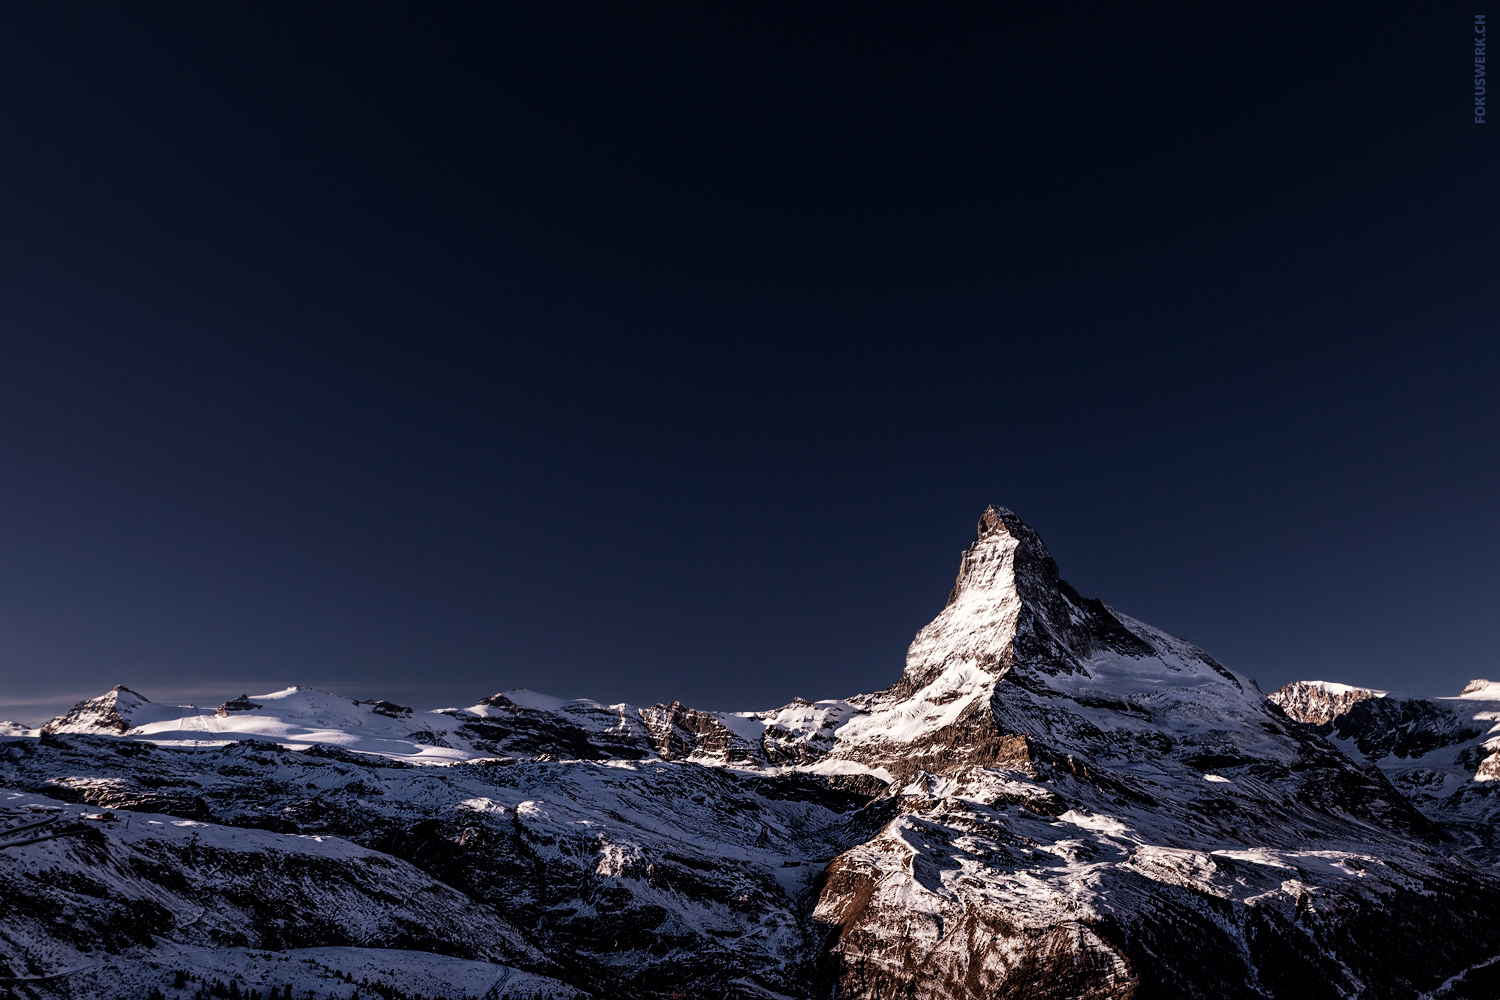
[2,507,1499,999]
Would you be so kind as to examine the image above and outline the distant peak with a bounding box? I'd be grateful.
[43,684,151,735]
[476,689,567,714]
[1268,680,1384,725]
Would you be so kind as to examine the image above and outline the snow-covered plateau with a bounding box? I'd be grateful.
[4,507,1500,999]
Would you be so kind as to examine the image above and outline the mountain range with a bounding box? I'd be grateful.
[2,506,1498,999]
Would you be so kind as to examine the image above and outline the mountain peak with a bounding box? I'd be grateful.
[975,504,1029,539]
[43,684,152,735]
[903,506,1075,692]
[943,506,1070,618]
[901,506,1229,703]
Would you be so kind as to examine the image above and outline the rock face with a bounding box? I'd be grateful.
[3,507,1500,999]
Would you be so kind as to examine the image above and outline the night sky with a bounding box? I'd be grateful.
[1,3,1495,724]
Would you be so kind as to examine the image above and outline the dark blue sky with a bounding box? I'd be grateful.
[1,3,1495,723]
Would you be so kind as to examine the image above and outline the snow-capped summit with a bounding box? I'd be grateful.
[41,683,154,735]
[904,505,1250,697]
[816,506,1263,780]
[1460,678,1500,699]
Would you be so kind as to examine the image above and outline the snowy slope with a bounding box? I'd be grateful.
[42,685,482,763]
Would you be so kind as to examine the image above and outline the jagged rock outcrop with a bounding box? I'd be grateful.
[356,698,413,718]
[215,693,264,717]
[5,507,1500,998]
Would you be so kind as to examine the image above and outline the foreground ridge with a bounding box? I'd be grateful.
[2,507,1499,999]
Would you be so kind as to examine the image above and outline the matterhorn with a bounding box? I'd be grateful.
[3,507,1499,999]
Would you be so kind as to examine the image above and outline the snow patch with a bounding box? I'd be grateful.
[1299,680,1389,698]
[488,689,567,712]
[716,711,769,742]
[800,758,894,784]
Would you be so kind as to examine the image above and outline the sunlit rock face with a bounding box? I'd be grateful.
[4,508,1500,999]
